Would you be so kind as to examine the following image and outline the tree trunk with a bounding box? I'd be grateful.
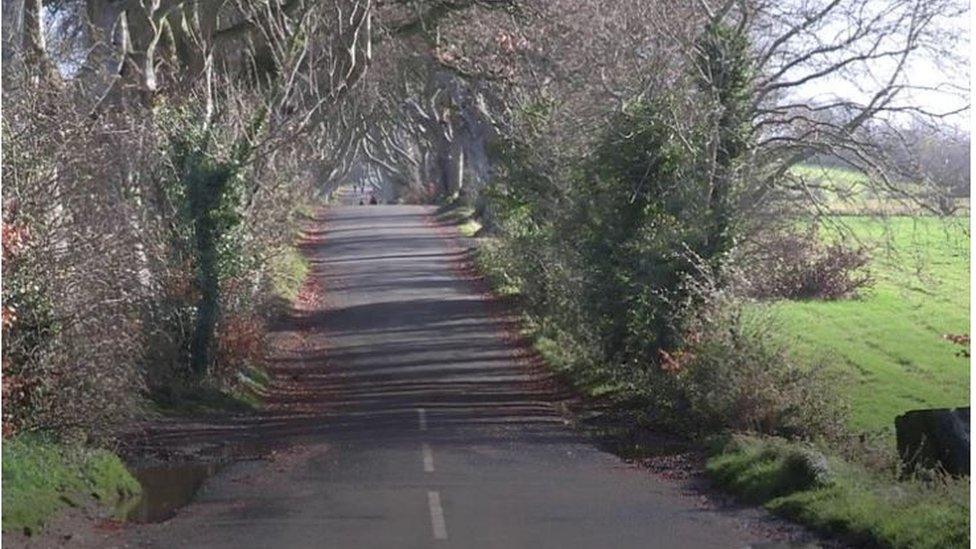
[21,0,59,86]
[436,142,453,198]
[451,142,464,200]
[185,159,234,377]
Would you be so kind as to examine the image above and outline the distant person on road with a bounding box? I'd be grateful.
[369,195,378,205]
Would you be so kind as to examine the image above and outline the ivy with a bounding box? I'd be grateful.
[158,107,249,377]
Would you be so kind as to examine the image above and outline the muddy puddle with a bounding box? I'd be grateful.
[120,439,280,523]
[121,461,224,523]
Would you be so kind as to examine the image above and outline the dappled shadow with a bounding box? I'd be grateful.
[119,203,823,549]
[130,204,576,460]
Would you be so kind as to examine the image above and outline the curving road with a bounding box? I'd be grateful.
[125,189,782,549]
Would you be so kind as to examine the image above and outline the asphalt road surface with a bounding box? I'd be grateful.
[128,189,781,549]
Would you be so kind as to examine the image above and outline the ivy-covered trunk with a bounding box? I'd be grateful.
[695,20,753,262]
[163,102,259,379]
[183,155,237,377]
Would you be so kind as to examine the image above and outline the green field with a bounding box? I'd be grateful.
[790,164,969,215]
[772,215,970,433]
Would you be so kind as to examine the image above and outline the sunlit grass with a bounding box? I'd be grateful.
[772,215,970,433]
[789,164,969,214]
[2,435,141,533]
[708,435,969,549]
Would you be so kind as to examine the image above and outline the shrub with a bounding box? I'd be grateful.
[481,96,853,436]
[2,93,151,441]
[2,220,56,437]
[1,75,316,441]
[741,226,873,300]
[214,313,267,384]
[646,263,850,439]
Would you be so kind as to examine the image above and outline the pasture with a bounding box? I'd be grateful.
[773,214,970,433]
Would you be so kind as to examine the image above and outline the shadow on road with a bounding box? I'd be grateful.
[129,206,575,460]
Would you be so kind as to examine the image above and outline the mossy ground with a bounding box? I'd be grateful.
[2,435,141,534]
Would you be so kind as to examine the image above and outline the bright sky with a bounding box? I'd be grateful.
[798,4,971,130]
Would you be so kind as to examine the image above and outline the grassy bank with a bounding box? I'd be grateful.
[707,435,969,549]
[269,243,311,303]
[774,215,969,432]
[2,435,141,534]
[436,203,483,237]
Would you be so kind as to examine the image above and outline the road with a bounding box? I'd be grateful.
[126,191,781,549]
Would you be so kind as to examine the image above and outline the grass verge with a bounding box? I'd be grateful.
[707,435,969,549]
[435,202,483,237]
[2,434,141,534]
[148,378,263,416]
[269,244,311,303]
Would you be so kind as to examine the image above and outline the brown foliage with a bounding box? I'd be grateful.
[740,227,874,301]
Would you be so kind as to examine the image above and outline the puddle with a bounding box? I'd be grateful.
[119,438,282,523]
[121,461,224,523]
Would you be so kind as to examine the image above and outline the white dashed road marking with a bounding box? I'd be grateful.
[422,443,435,472]
[417,408,428,431]
[427,491,448,540]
